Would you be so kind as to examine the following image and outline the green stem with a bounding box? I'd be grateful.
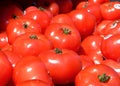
[98,73,110,83]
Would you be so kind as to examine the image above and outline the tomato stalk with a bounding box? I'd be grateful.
[11,14,18,19]
[98,73,110,83]
[29,35,38,39]
[54,48,62,54]
[62,28,71,35]
[23,23,28,28]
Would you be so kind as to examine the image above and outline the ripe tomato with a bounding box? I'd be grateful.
[102,19,120,37]
[13,55,54,85]
[38,48,82,85]
[50,14,75,27]
[88,0,110,4]
[0,32,9,49]
[55,0,73,13]
[3,50,22,68]
[0,3,23,31]
[0,51,12,86]
[44,23,81,52]
[76,1,102,24]
[12,32,53,57]
[101,34,120,62]
[100,1,120,20]
[75,64,120,86]
[16,80,52,86]
[35,0,59,16]
[93,20,113,36]
[79,55,94,70]
[68,9,96,40]
[6,17,41,44]
[102,59,120,77]
[81,35,103,56]
[23,7,51,33]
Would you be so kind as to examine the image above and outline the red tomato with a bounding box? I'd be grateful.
[76,1,102,24]
[0,51,12,86]
[23,7,51,33]
[101,34,120,62]
[44,23,81,52]
[100,1,120,20]
[50,14,75,27]
[6,17,41,44]
[38,48,82,84]
[93,20,113,36]
[102,19,120,37]
[55,0,73,13]
[16,80,52,86]
[68,9,96,40]
[75,64,120,86]
[102,59,120,77]
[79,55,94,70]
[81,35,103,56]
[13,55,54,85]
[0,3,23,31]
[35,0,59,16]
[3,50,22,68]
[88,0,110,4]
[12,33,53,57]
[0,32,9,49]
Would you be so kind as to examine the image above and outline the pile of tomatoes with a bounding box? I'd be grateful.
[1,0,120,86]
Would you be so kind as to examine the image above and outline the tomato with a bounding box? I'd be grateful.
[13,55,54,85]
[75,64,120,86]
[93,20,113,36]
[100,1,120,20]
[76,1,102,24]
[6,17,41,44]
[102,59,120,77]
[3,50,22,68]
[16,80,52,86]
[79,55,94,70]
[12,32,53,57]
[35,0,59,16]
[0,32,9,49]
[50,14,75,27]
[23,7,51,33]
[0,51,12,86]
[0,3,23,31]
[55,0,73,13]
[44,23,81,52]
[88,0,110,4]
[81,35,103,56]
[101,34,120,62]
[102,19,120,37]
[68,9,96,40]
[38,48,82,85]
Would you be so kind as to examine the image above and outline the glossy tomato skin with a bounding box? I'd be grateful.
[88,0,110,4]
[6,18,41,44]
[38,48,82,85]
[100,1,120,20]
[0,51,12,86]
[45,23,81,52]
[75,64,120,86]
[50,14,75,27]
[13,55,54,85]
[55,0,73,13]
[101,34,120,62]
[76,1,102,24]
[102,59,120,77]
[93,20,113,36]
[68,9,96,40]
[0,3,23,31]
[12,33,53,57]
[23,8,51,33]
[16,80,52,86]
[0,32,9,49]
